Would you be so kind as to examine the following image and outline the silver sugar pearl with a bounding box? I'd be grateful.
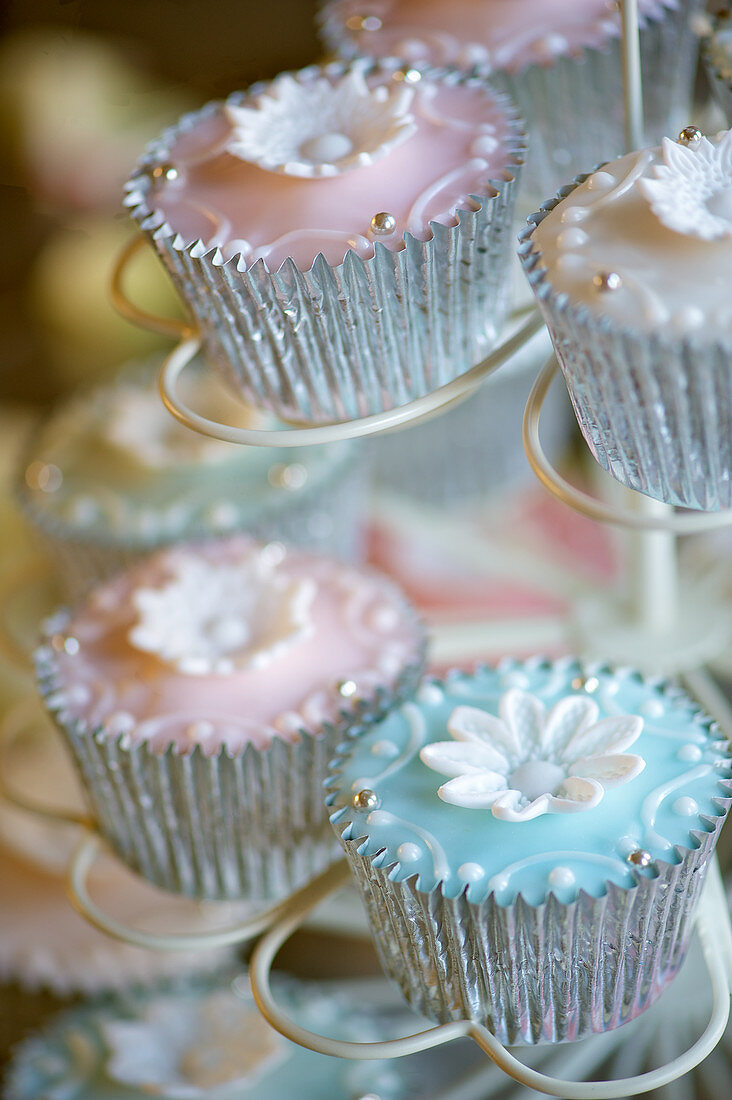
[353,788,380,811]
[393,67,422,84]
[338,679,358,698]
[370,211,397,235]
[593,271,622,292]
[571,675,599,693]
[345,13,382,31]
[678,126,702,147]
[627,848,653,869]
[149,162,179,183]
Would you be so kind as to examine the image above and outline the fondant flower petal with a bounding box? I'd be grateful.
[420,740,508,778]
[570,753,646,787]
[541,695,598,756]
[437,772,508,809]
[499,690,546,754]
[490,790,551,822]
[448,705,518,758]
[552,776,604,809]
[565,714,643,760]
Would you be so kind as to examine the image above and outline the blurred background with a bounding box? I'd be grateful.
[0,0,322,405]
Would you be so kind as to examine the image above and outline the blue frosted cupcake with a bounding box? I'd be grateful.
[326,657,732,1045]
[18,356,366,598]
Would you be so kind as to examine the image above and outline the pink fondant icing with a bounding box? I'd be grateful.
[44,539,422,755]
[149,71,520,271]
[325,0,679,74]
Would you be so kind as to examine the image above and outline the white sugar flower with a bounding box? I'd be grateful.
[225,69,416,178]
[420,689,645,822]
[103,991,287,1098]
[640,129,732,240]
[129,550,315,675]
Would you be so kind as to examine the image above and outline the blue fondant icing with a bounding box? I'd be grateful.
[327,659,732,906]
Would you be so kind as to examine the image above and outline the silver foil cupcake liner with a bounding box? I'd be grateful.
[367,325,575,507]
[519,179,732,512]
[36,634,426,902]
[320,0,703,204]
[702,10,732,124]
[124,62,525,424]
[326,669,732,1046]
[17,436,369,602]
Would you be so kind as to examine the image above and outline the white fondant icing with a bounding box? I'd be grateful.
[420,690,645,821]
[673,796,699,817]
[397,842,421,861]
[225,70,416,178]
[128,550,315,675]
[366,808,449,879]
[457,862,485,882]
[639,132,732,241]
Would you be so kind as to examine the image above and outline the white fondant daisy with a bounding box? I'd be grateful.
[129,549,315,675]
[225,69,416,178]
[640,129,732,240]
[420,689,645,821]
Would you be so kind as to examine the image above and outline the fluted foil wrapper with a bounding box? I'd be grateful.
[124,64,525,424]
[18,446,368,602]
[319,0,702,204]
[36,643,425,902]
[519,182,732,512]
[368,325,575,506]
[334,817,726,1046]
[703,20,732,124]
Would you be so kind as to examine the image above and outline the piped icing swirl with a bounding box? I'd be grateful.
[327,658,732,906]
[38,538,423,755]
[137,63,522,272]
[529,128,732,339]
[321,0,680,75]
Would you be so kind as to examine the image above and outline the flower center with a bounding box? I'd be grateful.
[509,760,566,802]
[706,184,732,225]
[299,132,353,163]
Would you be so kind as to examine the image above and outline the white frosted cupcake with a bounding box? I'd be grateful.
[18,356,366,599]
[519,126,732,511]
[36,537,425,900]
[320,0,704,200]
[703,8,732,124]
[326,658,732,1045]
[124,60,525,423]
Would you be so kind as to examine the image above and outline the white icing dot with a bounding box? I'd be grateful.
[557,228,589,249]
[416,683,444,705]
[471,134,498,157]
[603,678,620,696]
[372,605,399,632]
[397,37,430,60]
[548,866,576,890]
[587,171,616,191]
[499,671,529,690]
[560,206,589,225]
[671,305,705,332]
[371,740,400,759]
[641,698,665,719]
[458,862,486,883]
[104,711,135,735]
[186,720,215,740]
[488,874,510,894]
[459,43,490,65]
[678,743,703,763]
[397,842,421,862]
[542,33,569,54]
[206,502,239,530]
[673,796,699,817]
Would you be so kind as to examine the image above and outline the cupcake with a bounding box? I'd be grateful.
[320,0,704,200]
[326,657,732,1045]
[368,324,575,507]
[703,8,732,124]
[17,356,367,600]
[124,61,525,423]
[519,126,732,511]
[36,537,425,900]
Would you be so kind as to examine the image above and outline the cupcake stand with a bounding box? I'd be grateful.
[3,2,732,1097]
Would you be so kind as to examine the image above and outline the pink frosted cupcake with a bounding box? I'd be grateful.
[321,0,704,199]
[36,538,425,900]
[124,60,524,423]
